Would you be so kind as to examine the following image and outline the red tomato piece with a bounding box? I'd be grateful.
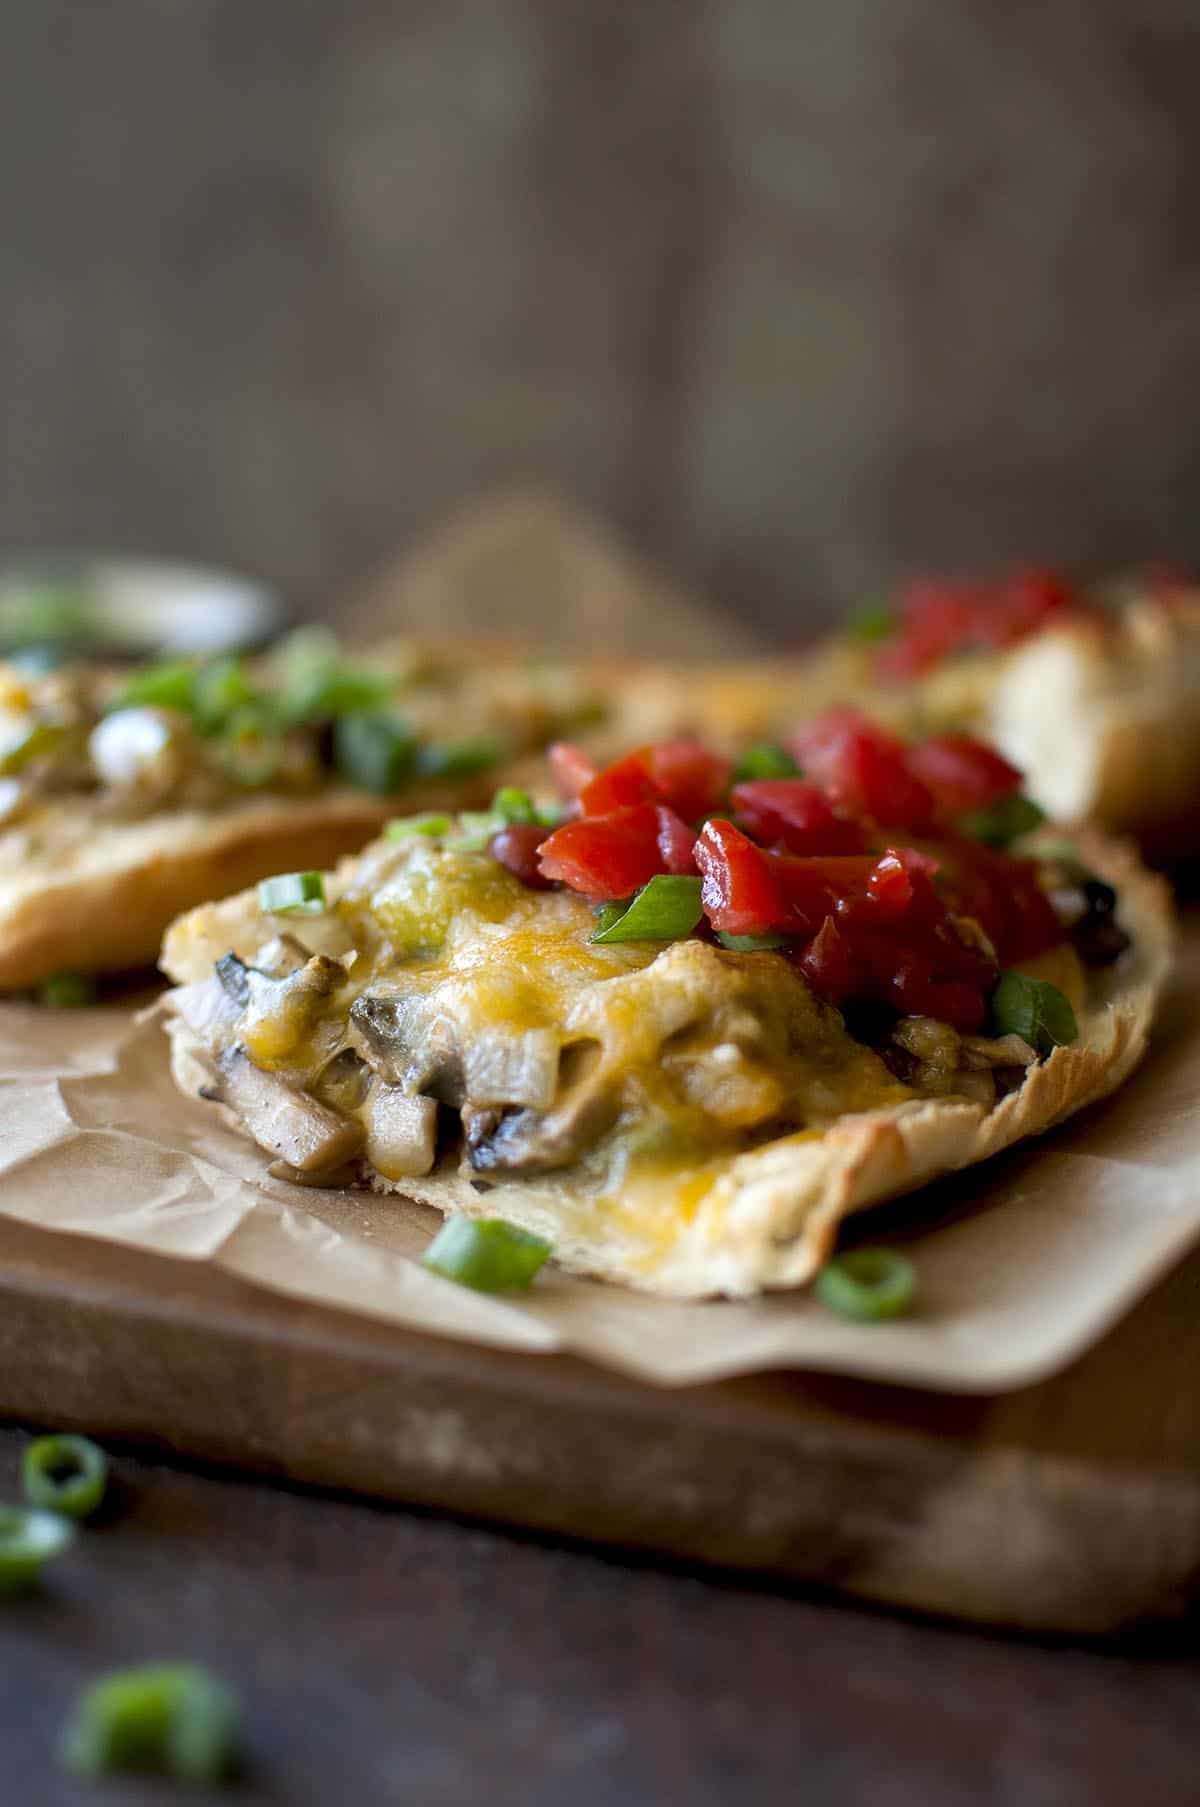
[862,847,939,921]
[489,825,556,890]
[646,740,733,821]
[730,779,867,854]
[579,739,733,821]
[695,819,792,935]
[548,742,598,799]
[790,709,936,831]
[655,805,697,875]
[878,567,1088,675]
[536,804,666,899]
[905,735,1023,816]
[578,748,659,816]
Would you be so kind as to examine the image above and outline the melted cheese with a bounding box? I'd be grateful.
[250,840,919,1192]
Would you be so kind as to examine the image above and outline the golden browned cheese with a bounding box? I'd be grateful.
[220,839,916,1195]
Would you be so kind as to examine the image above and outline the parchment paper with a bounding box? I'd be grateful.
[0,917,1195,1393]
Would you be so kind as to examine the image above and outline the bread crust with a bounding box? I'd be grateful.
[0,783,478,989]
[162,829,1173,1299]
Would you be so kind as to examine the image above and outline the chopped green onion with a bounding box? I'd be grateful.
[333,710,417,794]
[591,899,630,936]
[717,930,788,952]
[451,809,507,851]
[591,874,704,945]
[193,656,257,730]
[218,705,285,787]
[109,660,197,714]
[847,602,896,643]
[959,793,1046,847]
[23,1434,108,1519]
[258,870,326,916]
[988,972,1079,1056]
[0,717,71,775]
[815,1248,915,1321]
[423,1216,552,1292]
[0,1506,76,1593]
[733,743,800,782]
[36,972,97,1008]
[385,812,452,840]
[417,736,503,779]
[285,666,392,723]
[491,786,538,824]
[61,1664,241,1783]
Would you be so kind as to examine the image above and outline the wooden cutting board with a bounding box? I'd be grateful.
[0,1206,1196,1637]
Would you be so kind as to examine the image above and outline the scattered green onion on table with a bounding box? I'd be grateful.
[22,1434,108,1519]
[61,1663,241,1783]
[0,1506,76,1593]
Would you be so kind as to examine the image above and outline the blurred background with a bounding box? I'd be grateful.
[1,0,1198,639]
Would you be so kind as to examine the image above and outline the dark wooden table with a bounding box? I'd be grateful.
[1,1426,1196,1806]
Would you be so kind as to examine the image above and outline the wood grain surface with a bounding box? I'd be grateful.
[0,1203,1197,1638]
[1,1423,1197,1807]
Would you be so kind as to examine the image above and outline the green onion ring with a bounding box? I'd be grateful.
[23,1434,108,1519]
[61,1664,241,1782]
[0,1506,76,1593]
[257,870,327,916]
[590,874,704,944]
[815,1248,915,1322]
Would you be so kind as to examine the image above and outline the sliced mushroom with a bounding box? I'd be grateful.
[218,952,348,1066]
[466,1040,617,1175]
[362,1079,438,1180]
[216,1047,364,1175]
[349,992,464,1100]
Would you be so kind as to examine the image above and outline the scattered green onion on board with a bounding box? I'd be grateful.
[422,1216,552,1293]
[959,793,1046,847]
[590,875,705,944]
[988,972,1079,1056]
[732,743,800,782]
[22,1434,108,1520]
[61,1664,241,1784]
[257,871,326,916]
[717,930,788,952]
[815,1248,915,1322]
[0,1506,76,1593]
[36,972,97,1009]
[385,812,452,840]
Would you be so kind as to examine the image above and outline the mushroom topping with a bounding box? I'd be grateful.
[217,950,348,1065]
[216,1047,364,1175]
[466,1040,616,1175]
[887,1015,1035,1106]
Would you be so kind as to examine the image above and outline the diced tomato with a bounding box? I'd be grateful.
[730,779,867,855]
[694,819,792,935]
[863,847,940,921]
[536,804,666,899]
[905,735,1023,816]
[548,742,597,799]
[578,748,659,815]
[489,825,556,890]
[878,567,1089,675]
[579,739,733,822]
[790,709,936,831]
[936,837,1061,966]
[646,740,733,821]
[773,854,875,935]
[655,805,697,875]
